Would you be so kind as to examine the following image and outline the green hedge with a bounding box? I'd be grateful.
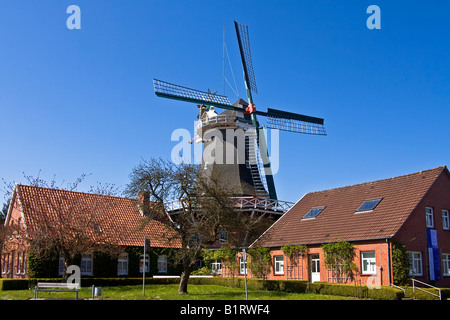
[403,286,450,300]
[0,279,32,291]
[3,276,447,300]
[307,281,403,300]
[189,278,404,300]
[0,277,181,291]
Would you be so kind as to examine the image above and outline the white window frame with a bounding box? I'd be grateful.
[58,254,65,275]
[274,255,284,275]
[426,207,434,228]
[139,254,149,273]
[442,210,449,230]
[80,254,93,276]
[210,260,222,275]
[21,253,26,275]
[361,251,376,275]
[219,229,228,245]
[407,251,423,276]
[442,254,450,276]
[16,253,22,275]
[157,255,168,274]
[2,253,10,275]
[117,253,129,276]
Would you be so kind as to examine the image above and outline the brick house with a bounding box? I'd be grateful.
[1,185,181,279]
[250,166,450,288]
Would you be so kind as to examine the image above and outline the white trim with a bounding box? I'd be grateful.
[157,255,168,273]
[249,193,307,248]
[361,251,376,275]
[442,253,450,276]
[442,210,449,230]
[426,207,434,228]
[274,255,284,275]
[117,252,129,276]
[407,251,423,276]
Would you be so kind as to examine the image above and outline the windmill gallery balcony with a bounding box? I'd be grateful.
[164,196,294,216]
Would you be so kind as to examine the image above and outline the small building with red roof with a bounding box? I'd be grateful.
[1,185,181,279]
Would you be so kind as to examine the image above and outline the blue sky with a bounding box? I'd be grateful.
[0,1,449,203]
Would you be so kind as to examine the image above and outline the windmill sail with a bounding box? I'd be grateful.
[264,108,327,135]
[234,21,258,95]
[153,79,234,109]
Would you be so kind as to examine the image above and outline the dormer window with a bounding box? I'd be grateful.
[355,198,382,213]
[302,206,326,220]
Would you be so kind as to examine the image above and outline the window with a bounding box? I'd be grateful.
[16,253,26,275]
[274,256,284,275]
[442,254,450,276]
[16,253,22,275]
[2,253,10,275]
[219,229,228,245]
[117,253,128,276]
[139,254,149,273]
[356,198,382,213]
[58,254,65,275]
[426,207,434,228]
[443,210,449,230]
[407,252,423,276]
[442,253,450,276]
[361,251,376,275]
[157,255,168,273]
[303,206,326,220]
[80,254,93,276]
[210,260,222,275]
[21,253,27,275]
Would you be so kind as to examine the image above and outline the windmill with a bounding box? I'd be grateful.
[153,21,326,209]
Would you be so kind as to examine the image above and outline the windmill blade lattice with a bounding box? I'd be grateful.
[264,108,327,135]
[234,21,258,94]
[153,79,234,109]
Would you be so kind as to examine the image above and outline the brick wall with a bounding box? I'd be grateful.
[395,170,450,287]
[260,240,392,286]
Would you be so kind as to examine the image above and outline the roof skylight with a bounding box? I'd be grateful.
[303,206,326,220]
[356,198,382,212]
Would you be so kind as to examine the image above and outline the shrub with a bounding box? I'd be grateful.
[0,279,31,291]
[391,240,410,286]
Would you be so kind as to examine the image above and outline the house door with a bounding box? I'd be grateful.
[310,254,320,283]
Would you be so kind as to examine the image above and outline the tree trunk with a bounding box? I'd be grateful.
[62,252,74,283]
[178,267,192,294]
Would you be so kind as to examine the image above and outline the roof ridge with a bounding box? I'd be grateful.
[16,183,132,202]
[307,166,446,195]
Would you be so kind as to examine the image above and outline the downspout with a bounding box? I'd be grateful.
[386,238,391,285]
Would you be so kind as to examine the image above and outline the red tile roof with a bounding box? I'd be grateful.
[253,166,447,247]
[15,184,181,248]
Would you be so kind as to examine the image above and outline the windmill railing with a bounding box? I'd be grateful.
[164,196,294,215]
[195,114,238,130]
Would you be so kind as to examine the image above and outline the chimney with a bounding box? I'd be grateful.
[138,191,150,216]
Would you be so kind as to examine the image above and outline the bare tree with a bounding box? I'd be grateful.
[125,158,272,294]
[2,172,125,281]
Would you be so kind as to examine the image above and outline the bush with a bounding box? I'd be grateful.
[0,279,31,291]
[192,277,403,300]
[307,281,403,300]
[0,277,183,291]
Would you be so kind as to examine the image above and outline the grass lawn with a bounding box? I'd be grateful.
[0,284,356,300]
